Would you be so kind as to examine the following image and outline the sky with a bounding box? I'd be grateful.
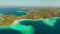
[0,0,60,7]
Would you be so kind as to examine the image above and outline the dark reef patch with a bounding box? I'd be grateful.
[20,20,34,26]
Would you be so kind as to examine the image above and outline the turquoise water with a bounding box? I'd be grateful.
[0,17,60,34]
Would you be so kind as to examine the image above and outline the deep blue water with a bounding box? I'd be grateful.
[18,18,60,34]
[0,7,27,16]
[0,29,23,34]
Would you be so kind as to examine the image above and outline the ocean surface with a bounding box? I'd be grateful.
[0,7,27,16]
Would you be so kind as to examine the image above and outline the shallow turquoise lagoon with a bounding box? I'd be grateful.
[0,17,60,34]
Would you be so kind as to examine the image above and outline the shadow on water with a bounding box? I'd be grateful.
[0,29,23,34]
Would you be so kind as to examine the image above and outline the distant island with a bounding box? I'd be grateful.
[0,8,60,26]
